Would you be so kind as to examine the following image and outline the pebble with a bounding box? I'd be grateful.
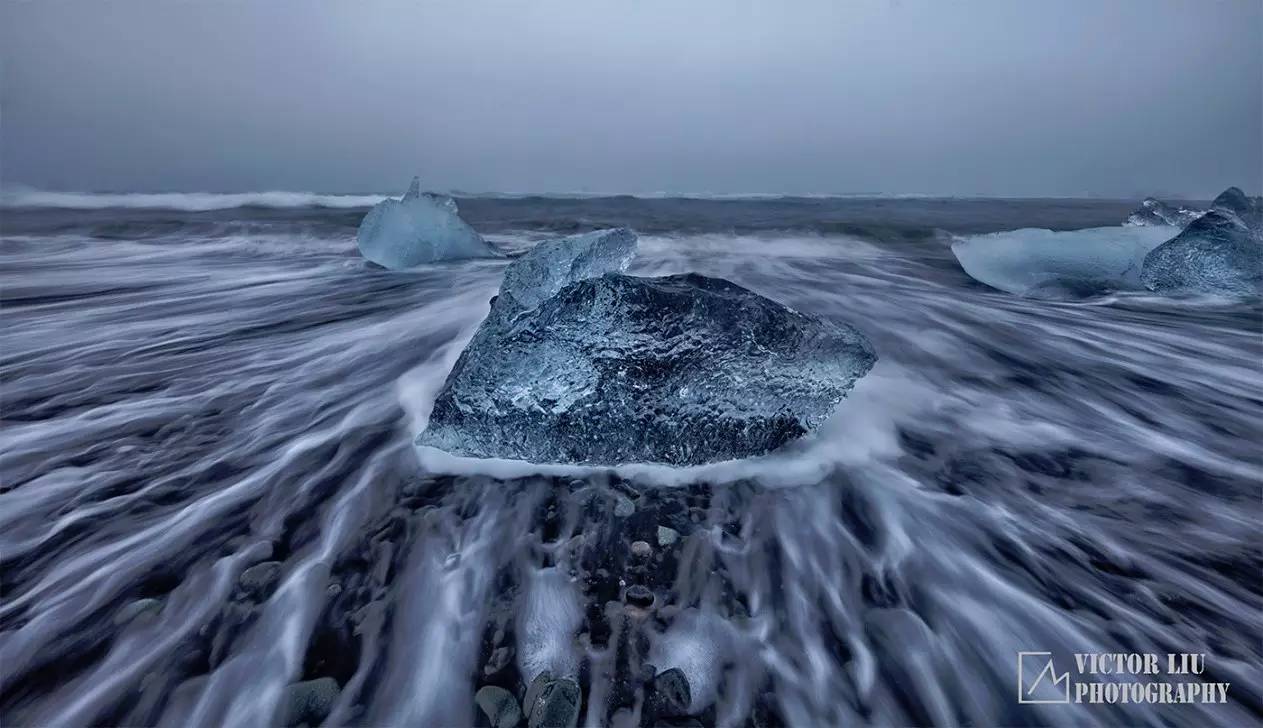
[113,598,162,626]
[657,526,679,547]
[475,685,522,728]
[280,677,339,727]
[625,585,655,609]
[528,676,580,728]
[238,561,281,595]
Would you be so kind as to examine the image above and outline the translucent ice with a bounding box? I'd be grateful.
[499,228,637,312]
[1209,186,1256,221]
[417,272,877,466]
[1125,197,1200,227]
[951,226,1174,298]
[1141,209,1262,296]
[1207,187,1263,236]
[355,177,500,269]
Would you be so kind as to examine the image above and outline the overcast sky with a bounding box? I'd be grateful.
[2,0,1259,197]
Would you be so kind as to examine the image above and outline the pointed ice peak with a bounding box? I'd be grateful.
[404,176,421,200]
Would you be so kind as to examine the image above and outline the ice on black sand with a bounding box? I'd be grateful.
[415,228,877,465]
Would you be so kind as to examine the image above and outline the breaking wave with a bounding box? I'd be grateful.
[0,189,389,212]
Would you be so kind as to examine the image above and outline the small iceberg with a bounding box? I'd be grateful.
[1141,188,1262,296]
[950,226,1173,298]
[356,177,500,269]
[416,229,877,466]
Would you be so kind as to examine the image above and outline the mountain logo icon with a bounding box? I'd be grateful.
[1018,651,1071,704]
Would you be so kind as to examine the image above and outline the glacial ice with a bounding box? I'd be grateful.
[950,226,1174,298]
[355,177,500,269]
[499,228,637,312]
[1140,208,1262,296]
[1209,186,1256,221]
[416,270,877,466]
[1126,197,1200,227]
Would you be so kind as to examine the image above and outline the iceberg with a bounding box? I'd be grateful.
[1125,197,1200,227]
[356,177,500,269]
[416,230,876,465]
[1140,208,1262,296]
[950,226,1174,298]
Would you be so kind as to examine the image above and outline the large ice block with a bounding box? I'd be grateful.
[417,272,877,466]
[950,226,1173,298]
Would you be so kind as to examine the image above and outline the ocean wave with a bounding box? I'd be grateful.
[1,188,998,212]
[0,189,390,211]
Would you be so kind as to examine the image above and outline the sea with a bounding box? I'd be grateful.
[1,191,1260,727]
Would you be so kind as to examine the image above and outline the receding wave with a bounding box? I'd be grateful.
[2,203,1258,727]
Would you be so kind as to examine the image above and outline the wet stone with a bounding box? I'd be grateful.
[614,495,636,518]
[656,526,679,547]
[113,598,162,626]
[630,541,652,559]
[238,561,281,595]
[279,676,340,727]
[475,685,522,728]
[527,676,581,728]
[483,645,514,677]
[625,585,655,609]
[649,667,692,718]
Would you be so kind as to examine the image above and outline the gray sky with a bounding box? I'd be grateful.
[2,0,1260,197]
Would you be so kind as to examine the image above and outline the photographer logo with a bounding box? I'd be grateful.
[1016,652,1230,705]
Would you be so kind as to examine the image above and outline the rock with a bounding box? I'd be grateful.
[279,677,340,727]
[649,668,692,718]
[656,526,679,547]
[1141,209,1262,296]
[630,541,653,559]
[483,646,513,677]
[356,177,500,269]
[625,585,655,609]
[113,598,162,626]
[522,671,551,722]
[238,561,281,595]
[475,685,522,727]
[613,495,636,518]
[418,273,876,465]
[526,676,581,728]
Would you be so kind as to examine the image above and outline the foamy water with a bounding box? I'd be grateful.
[1,198,1259,726]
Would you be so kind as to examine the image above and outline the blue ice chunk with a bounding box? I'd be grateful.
[417,272,877,466]
[950,226,1173,298]
[356,177,499,269]
[1140,208,1262,296]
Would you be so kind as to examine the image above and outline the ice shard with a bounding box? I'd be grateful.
[499,228,637,312]
[1125,197,1200,227]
